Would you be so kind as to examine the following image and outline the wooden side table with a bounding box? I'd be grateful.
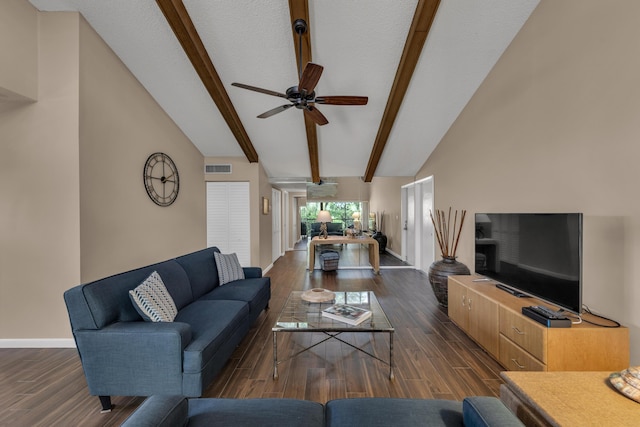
[500,371,640,426]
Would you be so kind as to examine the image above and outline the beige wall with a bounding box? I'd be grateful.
[369,176,413,255]
[416,0,640,363]
[0,12,81,340]
[0,6,206,341]
[79,17,205,282]
[0,0,37,101]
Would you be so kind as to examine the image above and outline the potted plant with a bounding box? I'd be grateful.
[428,208,470,307]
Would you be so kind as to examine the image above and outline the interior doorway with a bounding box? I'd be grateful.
[401,176,435,273]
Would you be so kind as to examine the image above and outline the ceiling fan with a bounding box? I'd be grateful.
[231,19,368,126]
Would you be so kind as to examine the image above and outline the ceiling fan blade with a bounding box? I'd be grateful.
[304,105,329,126]
[315,96,368,106]
[257,104,294,119]
[298,63,324,95]
[231,82,287,98]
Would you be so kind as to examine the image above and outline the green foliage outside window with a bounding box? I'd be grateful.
[301,202,362,228]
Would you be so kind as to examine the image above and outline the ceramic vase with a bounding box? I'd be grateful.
[428,256,470,307]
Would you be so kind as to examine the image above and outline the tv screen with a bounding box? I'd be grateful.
[475,213,583,314]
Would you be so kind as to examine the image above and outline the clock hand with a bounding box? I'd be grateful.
[148,176,176,183]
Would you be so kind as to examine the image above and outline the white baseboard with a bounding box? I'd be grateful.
[262,262,274,274]
[0,338,76,348]
[385,248,402,259]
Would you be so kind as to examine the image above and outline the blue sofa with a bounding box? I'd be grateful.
[309,222,344,238]
[63,247,270,412]
[121,395,523,427]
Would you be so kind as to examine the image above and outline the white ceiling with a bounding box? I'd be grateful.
[29,0,539,190]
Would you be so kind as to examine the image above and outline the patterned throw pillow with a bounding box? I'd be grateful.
[129,271,178,322]
[214,252,245,286]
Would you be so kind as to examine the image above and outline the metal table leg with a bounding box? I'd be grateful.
[389,330,395,380]
[273,331,278,380]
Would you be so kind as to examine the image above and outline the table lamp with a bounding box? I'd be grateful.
[352,212,361,233]
[316,210,332,239]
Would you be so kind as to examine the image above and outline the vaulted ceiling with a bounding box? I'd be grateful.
[29,0,539,190]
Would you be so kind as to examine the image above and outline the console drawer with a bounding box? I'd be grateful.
[499,306,546,362]
[499,334,546,371]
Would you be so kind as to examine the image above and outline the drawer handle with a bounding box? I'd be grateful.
[468,298,472,311]
[512,326,524,335]
[511,358,525,369]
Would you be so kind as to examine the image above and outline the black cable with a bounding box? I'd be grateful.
[579,304,621,328]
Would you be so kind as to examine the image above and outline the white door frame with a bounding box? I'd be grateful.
[271,188,282,263]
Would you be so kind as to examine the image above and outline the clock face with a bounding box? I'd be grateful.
[143,152,179,206]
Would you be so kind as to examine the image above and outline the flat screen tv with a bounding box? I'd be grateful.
[475,213,583,314]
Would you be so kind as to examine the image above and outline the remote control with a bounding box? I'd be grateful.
[529,305,565,319]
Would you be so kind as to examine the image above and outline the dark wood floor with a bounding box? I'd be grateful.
[0,249,504,426]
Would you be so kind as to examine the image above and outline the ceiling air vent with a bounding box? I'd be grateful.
[205,164,232,174]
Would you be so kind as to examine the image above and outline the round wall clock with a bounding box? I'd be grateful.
[143,152,179,206]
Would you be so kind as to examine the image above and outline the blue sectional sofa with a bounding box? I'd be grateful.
[63,247,270,412]
[121,395,523,427]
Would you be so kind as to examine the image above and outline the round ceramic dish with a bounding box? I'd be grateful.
[301,288,336,303]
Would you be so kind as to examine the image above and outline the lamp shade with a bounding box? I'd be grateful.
[476,213,491,223]
[316,210,332,223]
[352,212,360,219]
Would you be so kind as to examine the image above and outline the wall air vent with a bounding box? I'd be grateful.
[205,164,232,174]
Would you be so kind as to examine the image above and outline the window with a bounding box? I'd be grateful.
[301,201,362,229]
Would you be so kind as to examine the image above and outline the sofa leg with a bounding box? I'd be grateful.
[99,395,112,413]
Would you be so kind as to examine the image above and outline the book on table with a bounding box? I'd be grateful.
[322,304,372,325]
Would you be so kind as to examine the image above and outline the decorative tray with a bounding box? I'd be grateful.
[301,288,336,303]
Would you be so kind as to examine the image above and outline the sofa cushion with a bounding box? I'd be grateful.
[129,271,178,322]
[73,260,192,329]
[325,398,463,427]
[176,300,250,373]
[462,396,524,427]
[200,277,270,314]
[188,398,325,427]
[121,395,188,427]
[214,252,245,285]
[327,222,343,233]
[175,247,221,300]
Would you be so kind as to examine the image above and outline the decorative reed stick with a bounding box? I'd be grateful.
[430,208,466,258]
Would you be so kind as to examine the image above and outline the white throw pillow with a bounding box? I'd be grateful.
[129,271,178,322]
[214,252,245,285]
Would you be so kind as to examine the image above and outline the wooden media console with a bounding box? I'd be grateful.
[448,275,629,371]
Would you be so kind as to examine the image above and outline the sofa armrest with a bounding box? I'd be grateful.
[73,322,192,396]
[242,267,262,279]
[462,397,524,427]
[121,395,188,427]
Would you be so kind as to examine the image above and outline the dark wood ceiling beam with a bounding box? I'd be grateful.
[363,0,440,182]
[289,0,320,184]
[156,0,259,162]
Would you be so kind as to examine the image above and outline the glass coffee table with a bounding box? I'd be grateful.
[272,290,394,380]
